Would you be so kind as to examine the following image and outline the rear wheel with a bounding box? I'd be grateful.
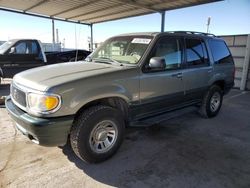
[199,85,223,118]
[70,105,125,163]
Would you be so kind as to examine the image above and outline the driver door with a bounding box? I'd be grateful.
[138,36,185,119]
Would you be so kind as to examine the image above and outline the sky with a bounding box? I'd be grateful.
[0,0,249,50]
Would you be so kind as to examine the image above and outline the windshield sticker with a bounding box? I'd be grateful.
[131,38,151,44]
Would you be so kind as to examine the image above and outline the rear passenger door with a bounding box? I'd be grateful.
[182,38,213,101]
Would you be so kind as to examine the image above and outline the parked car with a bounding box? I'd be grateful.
[0,39,91,83]
[6,31,235,163]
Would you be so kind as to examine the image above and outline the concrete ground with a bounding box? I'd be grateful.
[0,87,250,188]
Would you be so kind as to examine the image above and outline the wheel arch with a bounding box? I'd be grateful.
[212,80,226,93]
[75,96,129,122]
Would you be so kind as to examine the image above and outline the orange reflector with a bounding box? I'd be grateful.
[45,96,59,110]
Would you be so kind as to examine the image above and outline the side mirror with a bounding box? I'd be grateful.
[149,57,166,70]
[9,47,15,54]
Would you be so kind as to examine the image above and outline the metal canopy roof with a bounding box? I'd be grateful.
[0,0,221,25]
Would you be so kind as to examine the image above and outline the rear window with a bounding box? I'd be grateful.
[208,40,233,64]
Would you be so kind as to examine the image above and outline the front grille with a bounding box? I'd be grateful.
[11,84,27,108]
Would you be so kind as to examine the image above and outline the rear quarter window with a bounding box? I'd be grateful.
[208,40,233,64]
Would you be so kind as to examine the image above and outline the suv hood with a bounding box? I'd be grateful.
[14,61,123,91]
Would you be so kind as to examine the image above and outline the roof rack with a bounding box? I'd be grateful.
[167,31,217,37]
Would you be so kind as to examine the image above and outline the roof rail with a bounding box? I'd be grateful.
[167,31,216,37]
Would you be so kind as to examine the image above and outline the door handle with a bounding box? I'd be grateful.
[171,72,182,78]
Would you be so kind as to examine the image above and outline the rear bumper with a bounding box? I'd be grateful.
[5,96,74,146]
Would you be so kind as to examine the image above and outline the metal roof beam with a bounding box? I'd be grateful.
[85,8,144,23]
[90,11,153,24]
[90,0,222,24]
[69,0,159,20]
[0,0,223,24]
[51,0,102,17]
[24,0,48,12]
[0,7,91,26]
[68,3,124,20]
[152,0,222,11]
[114,0,160,12]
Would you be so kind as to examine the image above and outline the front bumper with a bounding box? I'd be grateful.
[5,96,74,146]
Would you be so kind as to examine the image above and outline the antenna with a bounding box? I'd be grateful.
[206,16,211,33]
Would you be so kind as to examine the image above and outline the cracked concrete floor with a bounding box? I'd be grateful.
[0,89,250,188]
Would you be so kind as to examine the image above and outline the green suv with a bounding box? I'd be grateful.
[6,31,235,163]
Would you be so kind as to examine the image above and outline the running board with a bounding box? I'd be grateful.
[129,106,198,127]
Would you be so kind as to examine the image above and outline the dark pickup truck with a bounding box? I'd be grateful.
[0,39,91,83]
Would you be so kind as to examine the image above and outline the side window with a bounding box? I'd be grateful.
[208,40,233,64]
[15,42,27,54]
[151,38,182,70]
[31,42,38,54]
[185,39,207,67]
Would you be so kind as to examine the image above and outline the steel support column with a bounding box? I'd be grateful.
[90,24,93,51]
[160,11,165,32]
[52,19,55,50]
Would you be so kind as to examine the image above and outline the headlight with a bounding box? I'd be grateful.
[27,93,61,114]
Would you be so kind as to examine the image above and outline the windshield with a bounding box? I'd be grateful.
[90,36,153,65]
[0,40,14,54]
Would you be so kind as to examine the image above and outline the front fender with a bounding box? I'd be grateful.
[44,67,140,117]
[71,84,134,113]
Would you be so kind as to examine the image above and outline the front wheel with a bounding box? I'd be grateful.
[199,85,223,118]
[70,105,125,163]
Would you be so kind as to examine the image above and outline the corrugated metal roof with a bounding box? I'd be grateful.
[0,0,221,24]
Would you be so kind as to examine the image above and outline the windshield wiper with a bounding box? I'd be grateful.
[93,57,123,66]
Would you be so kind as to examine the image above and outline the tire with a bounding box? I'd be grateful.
[70,105,125,163]
[199,85,223,118]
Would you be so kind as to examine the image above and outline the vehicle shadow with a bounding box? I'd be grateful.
[61,114,248,188]
[61,125,179,187]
